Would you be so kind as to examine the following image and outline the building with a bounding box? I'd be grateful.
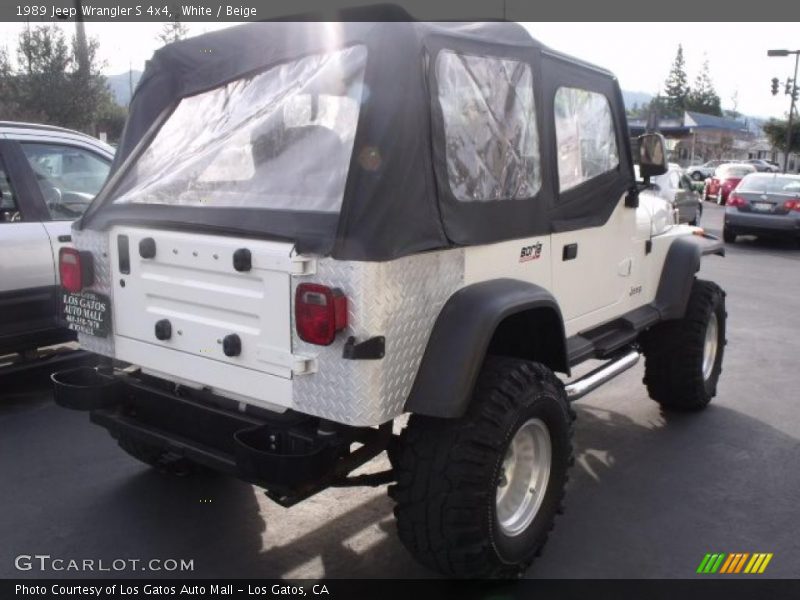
[629,111,755,167]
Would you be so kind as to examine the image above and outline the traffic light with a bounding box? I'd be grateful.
[785,78,794,95]
[771,77,780,95]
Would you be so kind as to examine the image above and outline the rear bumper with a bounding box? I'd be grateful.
[51,366,391,502]
[725,210,800,235]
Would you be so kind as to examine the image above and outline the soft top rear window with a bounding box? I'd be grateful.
[112,45,367,213]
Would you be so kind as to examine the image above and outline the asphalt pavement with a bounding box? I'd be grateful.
[1,202,798,579]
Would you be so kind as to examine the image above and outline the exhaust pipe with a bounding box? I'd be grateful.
[564,349,640,401]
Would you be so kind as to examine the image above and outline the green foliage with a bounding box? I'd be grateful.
[763,118,800,153]
[686,59,722,116]
[663,45,689,117]
[0,25,123,140]
[661,46,723,119]
[158,20,188,45]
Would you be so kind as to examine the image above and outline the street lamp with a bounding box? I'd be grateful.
[768,49,800,173]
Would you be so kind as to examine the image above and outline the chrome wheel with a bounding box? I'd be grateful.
[496,418,551,537]
[702,312,719,381]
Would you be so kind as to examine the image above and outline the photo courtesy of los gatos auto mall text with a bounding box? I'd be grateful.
[0,0,799,597]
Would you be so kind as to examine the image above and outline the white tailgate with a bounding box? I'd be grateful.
[110,226,301,402]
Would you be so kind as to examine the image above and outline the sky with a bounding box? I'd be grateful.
[0,21,798,119]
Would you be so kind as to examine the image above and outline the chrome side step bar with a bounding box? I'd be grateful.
[564,349,640,402]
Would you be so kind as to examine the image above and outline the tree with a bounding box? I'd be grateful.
[763,118,800,154]
[686,58,722,117]
[157,19,188,45]
[0,47,15,116]
[726,90,740,120]
[663,44,690,117]
[1,25,117,135]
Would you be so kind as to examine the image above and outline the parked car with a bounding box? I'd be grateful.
[703,163,757,205]
[744,159,781,173]
[639,163,703,225]
[0,121,113,356]
[723,173,800,243]
[686,159,730,181]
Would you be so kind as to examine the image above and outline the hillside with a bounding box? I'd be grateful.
[106,70,143,106]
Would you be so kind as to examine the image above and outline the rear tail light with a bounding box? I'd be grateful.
[727,194,746,207]
[59,247,94,293]
[295,283,347,346]
[783,199,800,211]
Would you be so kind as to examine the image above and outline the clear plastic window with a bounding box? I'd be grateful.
[113,46,367,213]
[555,87,619,192]
[436,51,540,202]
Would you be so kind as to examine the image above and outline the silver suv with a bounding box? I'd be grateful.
[0,121,113,356]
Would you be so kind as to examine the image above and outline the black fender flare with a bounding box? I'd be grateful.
[654,234,724,321]
[404,279,567,419]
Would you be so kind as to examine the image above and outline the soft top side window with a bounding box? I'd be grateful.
[435,50,540,202]
[554,87,619,192]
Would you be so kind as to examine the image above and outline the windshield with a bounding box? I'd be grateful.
[737,174,800,194]
[112,46,367,213]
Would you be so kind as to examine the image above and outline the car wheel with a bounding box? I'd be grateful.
[691,172,704,182]
[723,226,736,244]
[389,357,574,578]
[640,279,727,411]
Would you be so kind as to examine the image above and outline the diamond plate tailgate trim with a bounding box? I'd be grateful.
[72,228,115,358]
[292,249,465,426]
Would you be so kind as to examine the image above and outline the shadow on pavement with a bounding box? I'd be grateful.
[2,388,798,579]
[527,401,799,578]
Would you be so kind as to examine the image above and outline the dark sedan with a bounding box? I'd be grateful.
[723,173,800,244]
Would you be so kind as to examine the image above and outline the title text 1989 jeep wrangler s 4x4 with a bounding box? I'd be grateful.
[52,20,726,578]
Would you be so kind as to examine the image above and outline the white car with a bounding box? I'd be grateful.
[636,163,703,225]
[0,121,113,355]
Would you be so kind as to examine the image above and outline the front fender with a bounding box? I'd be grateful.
[654,233,724,321]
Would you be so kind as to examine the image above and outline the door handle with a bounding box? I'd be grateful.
[562,243,578,261]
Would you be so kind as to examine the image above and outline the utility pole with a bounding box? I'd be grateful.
[768,49,800,173]
[73,0,89,77]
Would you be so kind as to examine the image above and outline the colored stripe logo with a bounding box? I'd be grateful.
[696,553,773,574]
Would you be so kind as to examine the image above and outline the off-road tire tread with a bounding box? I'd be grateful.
[641,278,726,411]
[388,357,574,578]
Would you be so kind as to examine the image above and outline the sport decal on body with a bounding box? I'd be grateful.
[519,242,543,263]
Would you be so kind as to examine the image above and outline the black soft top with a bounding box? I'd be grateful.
[80,19,633,261]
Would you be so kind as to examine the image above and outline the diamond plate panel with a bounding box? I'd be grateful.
[292,249,465,426]
[72,228,115,358]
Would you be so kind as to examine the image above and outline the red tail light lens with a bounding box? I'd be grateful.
[727,194,745,207]
[784,199,800,211]
[59,247,93,293]
[295,283,347,346]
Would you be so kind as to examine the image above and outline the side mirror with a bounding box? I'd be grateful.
[638,133,668,178]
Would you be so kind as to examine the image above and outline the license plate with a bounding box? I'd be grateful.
[61,291,111,337]
[752,202,772,212]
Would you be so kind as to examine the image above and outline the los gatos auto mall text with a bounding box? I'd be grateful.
[16,584,332,597]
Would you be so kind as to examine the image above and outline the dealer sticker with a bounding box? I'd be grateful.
[61,291,111,338]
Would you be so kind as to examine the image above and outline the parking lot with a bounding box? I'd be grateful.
[1,202,798,580]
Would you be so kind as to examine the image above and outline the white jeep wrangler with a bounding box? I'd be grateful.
[52,21,726,578]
